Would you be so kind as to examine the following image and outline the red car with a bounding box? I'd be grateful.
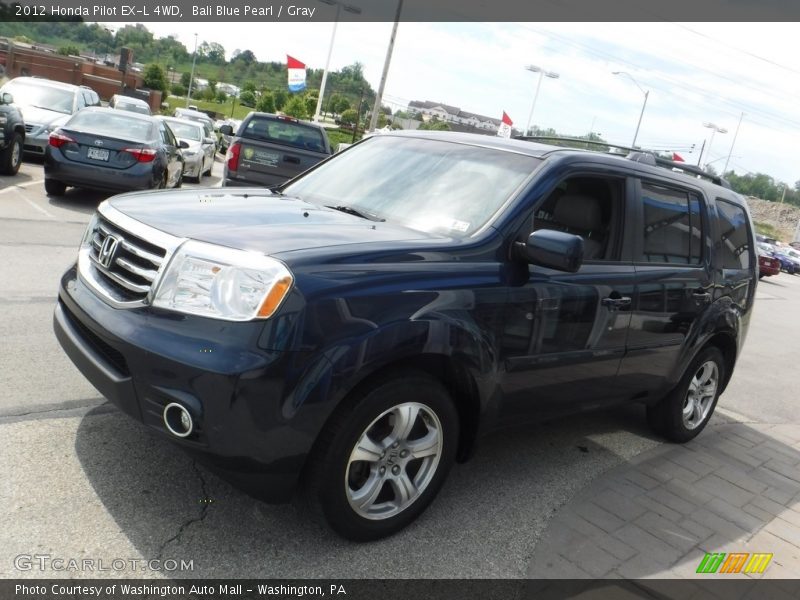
[759,252,781,278]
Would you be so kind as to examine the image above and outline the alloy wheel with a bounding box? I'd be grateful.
[345,402,443,520]
[682,360,718,429]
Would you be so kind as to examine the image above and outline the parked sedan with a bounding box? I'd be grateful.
[44,107,186,195]
[758,251,780,278]
[157,117,214,182]
[109,94,151,115]
[775,246,800,274]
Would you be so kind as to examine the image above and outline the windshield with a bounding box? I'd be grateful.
[165,120,202,141]
[65,111,153,142]
[283,136,539,237]
[3,79,75,114]
[117,101,150,115]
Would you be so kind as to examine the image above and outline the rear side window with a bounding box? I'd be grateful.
[715,199,751,270]
[639,182,702,264]
[242,117,325,152]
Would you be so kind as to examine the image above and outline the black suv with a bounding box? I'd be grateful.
[0,89,24,175]
[54,132,756,540]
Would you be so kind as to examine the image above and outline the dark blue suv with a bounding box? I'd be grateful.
[54,132,757,540]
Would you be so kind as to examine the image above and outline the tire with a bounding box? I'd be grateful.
[0,132,22,175]
[44,178,66,196]
[647,346,725,443]
[301,370,459,541]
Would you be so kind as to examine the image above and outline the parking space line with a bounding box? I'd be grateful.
[0,178,45,194]
[23,195,55,218]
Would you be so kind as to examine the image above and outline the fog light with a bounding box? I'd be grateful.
[163,403,194,438]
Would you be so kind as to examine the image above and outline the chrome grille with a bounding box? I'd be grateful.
[88,217,167,302]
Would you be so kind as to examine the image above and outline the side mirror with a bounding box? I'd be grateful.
[203,137,215,145]
[219,125,233,136]
[179,140,190,149]
[515,229,584,273]
[1,92,13,105]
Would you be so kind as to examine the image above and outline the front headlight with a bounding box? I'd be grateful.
[152,240,294,321]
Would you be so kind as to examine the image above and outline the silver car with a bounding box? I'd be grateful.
[158,117,215,182]
[0,77,99,156]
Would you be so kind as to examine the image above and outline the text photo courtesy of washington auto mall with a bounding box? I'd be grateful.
[2,1,800,598]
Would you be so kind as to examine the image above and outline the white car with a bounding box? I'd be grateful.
[158,117,215,182]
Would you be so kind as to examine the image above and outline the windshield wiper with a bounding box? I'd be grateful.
[325,205,385,222]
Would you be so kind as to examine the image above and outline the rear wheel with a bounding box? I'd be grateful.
[44,179,66,196]
[647,346,725,443]
[302,371,459,541]
[0,132,22,175]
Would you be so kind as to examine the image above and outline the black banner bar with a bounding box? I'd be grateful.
[2,580,800,600]
[1,0,798,22]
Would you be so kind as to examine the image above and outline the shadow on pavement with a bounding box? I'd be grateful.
[75,402,666,578]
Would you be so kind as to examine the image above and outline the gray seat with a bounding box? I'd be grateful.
[552,193,605,259]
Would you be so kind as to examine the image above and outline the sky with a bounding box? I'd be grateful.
[138,21,800,185]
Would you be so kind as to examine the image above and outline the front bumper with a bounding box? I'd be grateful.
[53,265,328,502]
[23,129,48,155]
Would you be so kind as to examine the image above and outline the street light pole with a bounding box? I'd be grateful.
[314,1,362,123]
[701,122,728,170]
[186,33,198,108]
[612,71,648,148]
[525,65,559,136]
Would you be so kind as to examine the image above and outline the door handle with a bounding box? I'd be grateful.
[601,296,631,309]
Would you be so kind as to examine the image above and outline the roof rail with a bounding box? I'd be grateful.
[514,135,730,189]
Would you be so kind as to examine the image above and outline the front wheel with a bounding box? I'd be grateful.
[301,371,459,541]
[0,132,22,175]
[647,346,725,443]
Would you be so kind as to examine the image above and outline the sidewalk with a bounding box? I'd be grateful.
[527,414,800,579]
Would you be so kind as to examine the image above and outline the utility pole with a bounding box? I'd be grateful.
[368,0,403,132]
[723,112,745,174]
[186,33,198,108]
[352,87,364,143]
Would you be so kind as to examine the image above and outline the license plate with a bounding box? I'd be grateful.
[87,147,109,161]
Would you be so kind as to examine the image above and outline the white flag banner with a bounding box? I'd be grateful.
[497,111,513,138]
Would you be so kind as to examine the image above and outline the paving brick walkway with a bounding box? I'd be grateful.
[527,419,800,579]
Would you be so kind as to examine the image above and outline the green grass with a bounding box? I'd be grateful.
[162,96,254,120]
[754,221,782,240]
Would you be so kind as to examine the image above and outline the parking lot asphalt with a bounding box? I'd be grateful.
[1,160,799,578]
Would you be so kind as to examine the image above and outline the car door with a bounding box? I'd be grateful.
[617,178,713,397]
[158,122,182,187]
[498,172,637,424]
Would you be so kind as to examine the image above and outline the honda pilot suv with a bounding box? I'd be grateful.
[54,132,756,540]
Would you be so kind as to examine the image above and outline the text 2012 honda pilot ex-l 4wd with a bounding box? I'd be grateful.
[54,132,756,540]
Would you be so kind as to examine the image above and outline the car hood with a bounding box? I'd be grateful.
[17,105,71,128]
[107,188,437,256]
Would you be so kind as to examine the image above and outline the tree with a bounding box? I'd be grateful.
[57,45,81,56]
[180,72,192,89]
[418,120,451,131]
[339,109,358,126]
[257,92,276,113]
[334,97,351,115]
[170,83,186,97]
[234,49,256,65]
[239,90,256,107]
[304,94,318,117]
[273,89,288,111]
[282,95,308,119]
[143,63,168,92]
[202,87,216,102]
[216,90,228,103]
[198,41,226,64]
[242,80,257,94]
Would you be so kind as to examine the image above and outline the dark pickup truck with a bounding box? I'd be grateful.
[220,112,333,187]
[0,90,24,175]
